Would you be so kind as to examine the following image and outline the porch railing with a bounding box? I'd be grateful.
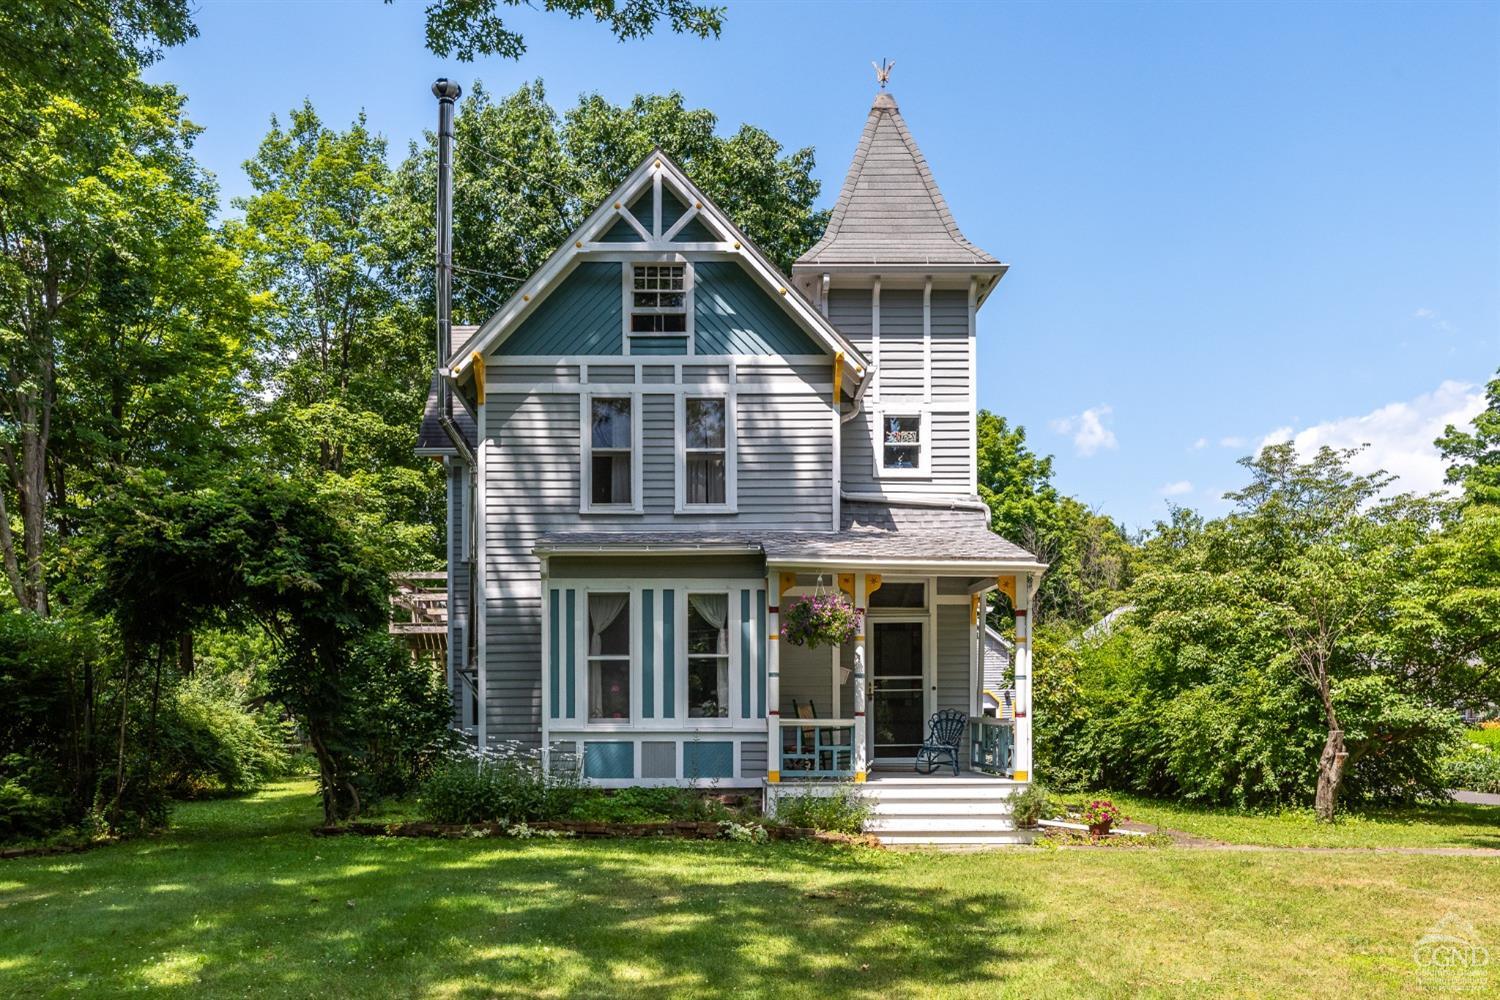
[778,718,855,778]
[970,716,1015,776]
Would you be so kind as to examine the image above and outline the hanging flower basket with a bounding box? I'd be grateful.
[781,592,862,649]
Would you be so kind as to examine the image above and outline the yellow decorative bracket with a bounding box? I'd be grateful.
[778,572,797,599]
[832,351,844,406]
[471,352,486,405]
[837,573,855,599]
[996,575,1016,604]
[865,573,883,598]
[970,593,981,625]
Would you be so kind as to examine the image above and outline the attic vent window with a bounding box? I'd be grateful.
[630,264,687,333]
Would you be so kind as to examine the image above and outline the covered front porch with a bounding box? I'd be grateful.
[760,546,1042,787]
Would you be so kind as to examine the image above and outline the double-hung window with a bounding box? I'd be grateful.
[630,264,687,334]
[587,396,636,509]
[876,409,928,476]
[686,593,729,719]
[682,396,730,508]
[587,593,631,722]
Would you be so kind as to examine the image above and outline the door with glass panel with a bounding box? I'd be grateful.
[870,620,926,761]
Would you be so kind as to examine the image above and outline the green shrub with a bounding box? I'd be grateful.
[156,677,293,796]
[348,636,457,802]
[773,784,868,834]
[1009,783,1057,828]
[1466,725,1500,750]
[418,745,583,825]
[1443,743,1500,794]
[564,786,731,824]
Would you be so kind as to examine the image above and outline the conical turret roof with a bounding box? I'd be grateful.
[797,92,998,268]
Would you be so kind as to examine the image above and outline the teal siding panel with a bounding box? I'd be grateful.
[683,741,734,779]
[629,187,655,228]
[739,589,751,719]
[660,190,688,232]
[662,589,675,720]
[498,262,622,355]
[549,589,560,720]
[565,589,577,719]
[757,589,767,718]
[642,589,655,719]
[672,216,715,243]
[584,741,634,779]
[694,261,822,356]
[599,217,639,242]
[629,337,688,355]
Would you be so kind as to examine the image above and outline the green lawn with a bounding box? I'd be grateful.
[1,781,1496,998]
[1093,791,1500,850]
[1467,725,1500,750]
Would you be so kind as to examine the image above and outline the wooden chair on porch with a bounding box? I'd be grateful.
[783,699,819,771]
[915,709,968,776]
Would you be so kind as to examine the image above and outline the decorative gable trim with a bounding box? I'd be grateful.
[450,150,868,392]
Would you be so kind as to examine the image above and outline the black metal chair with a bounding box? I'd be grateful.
[915,708,968,776]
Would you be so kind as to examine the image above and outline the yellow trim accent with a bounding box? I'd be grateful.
[854,771,867,783]
[833,350,845,406]
[769,633,780,641]
[970,593,980,625]
[767,770,780,783]
[471,352,486,405]
[837,572,854,598]
[779,572,797,599]
[996,575,1017,603]
[865,573,883,597]
[1012,770,1028,781]
[853,635,865,642]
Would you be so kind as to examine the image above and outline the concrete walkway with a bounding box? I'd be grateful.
[1451,789,1500,806]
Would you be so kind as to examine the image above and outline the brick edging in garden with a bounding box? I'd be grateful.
[312,819,880,847]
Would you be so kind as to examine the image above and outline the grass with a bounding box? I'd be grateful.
[0,781,1495,998]
[1091,791,1500,850]
[1466,725,1500,750]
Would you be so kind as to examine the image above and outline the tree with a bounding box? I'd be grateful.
[228,104,439,570]
[1437,368,1500,505]
[408,0,724,62]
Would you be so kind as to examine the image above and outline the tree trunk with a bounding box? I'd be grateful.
[109,654,132,829]
[177,631,194,676]
[1314,728,1348,822]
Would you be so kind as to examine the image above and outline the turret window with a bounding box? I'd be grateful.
[874,408,929,477]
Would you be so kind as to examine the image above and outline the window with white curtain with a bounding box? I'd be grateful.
[684,397,726,505]
[686,593,729,718]
[588,397,633,507]
[587,592,631,721]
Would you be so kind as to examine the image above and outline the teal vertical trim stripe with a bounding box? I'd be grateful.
[565,589,577,720]
[739,589,751,719]
[642,589,655,719]
[549,589,560,720]
[662,589,675,720]
[756,589,767,718]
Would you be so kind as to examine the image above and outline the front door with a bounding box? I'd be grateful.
[870,620,925,762]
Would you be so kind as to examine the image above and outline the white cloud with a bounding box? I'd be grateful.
[1190,437,1208,451]
[1051,405,1118,457]
[1255,380,1484,494]
[1414,307,1453,332]
[1160,480,1193,497]
[1218,435,1247,449]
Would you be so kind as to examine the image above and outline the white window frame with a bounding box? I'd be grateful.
[872,405,930,478]
[584,589,634,725]
[682,589,734,724]
[622,258,694,352]
[580,392,644,514]
[675,392,737,513]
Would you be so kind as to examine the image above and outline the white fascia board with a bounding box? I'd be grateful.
[765,556,1050,576]
[532,542,763,558]
[455,148,871,393]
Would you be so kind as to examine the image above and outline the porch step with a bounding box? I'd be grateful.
[862,784,1021,802]
[867,800,1014,817]
[865,815,1019,834]
[877,830,1038,847]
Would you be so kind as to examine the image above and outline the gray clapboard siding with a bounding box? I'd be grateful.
[740,741,769,778]
[934,604,973,759]
[827,288,872,351]
[930,290,969,404]
[642,393,675,514]
[877,289,924,396]
[446,461,470,720]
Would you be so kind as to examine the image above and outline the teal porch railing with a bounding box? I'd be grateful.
[970,717,1015,776]
[778,719,855,778]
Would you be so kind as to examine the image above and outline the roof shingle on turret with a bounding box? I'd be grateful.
[796,92,998,268]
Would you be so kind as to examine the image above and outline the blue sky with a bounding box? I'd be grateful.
[148,1,1499,530]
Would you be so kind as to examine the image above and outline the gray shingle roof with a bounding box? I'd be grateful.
[416,373,475,454]
[534,502,1038,566]
[797,93,998,267]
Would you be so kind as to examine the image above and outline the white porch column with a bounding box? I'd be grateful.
[852,573,869,782]
[1012,574,1035,782]
[765,573,784,782]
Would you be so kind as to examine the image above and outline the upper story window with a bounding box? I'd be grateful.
[630,264,687,334]
[586,396,636,509]
[587,592,631,721]
[877,410,928,476]
[685,398,726,505]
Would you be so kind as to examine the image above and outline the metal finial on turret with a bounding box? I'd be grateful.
[871,58,895,89]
